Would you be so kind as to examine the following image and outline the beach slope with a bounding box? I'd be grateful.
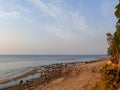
[3,58,108,90]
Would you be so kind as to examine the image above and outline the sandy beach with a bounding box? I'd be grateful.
[1,58,108,90]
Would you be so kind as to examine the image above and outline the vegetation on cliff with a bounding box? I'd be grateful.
[92,1,120,90]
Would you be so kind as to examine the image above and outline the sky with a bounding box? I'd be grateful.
[0,0,118,55]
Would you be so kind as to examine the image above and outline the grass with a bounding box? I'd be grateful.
[91,63,118,90]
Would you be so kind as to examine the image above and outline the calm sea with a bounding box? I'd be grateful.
[0,55,106,81]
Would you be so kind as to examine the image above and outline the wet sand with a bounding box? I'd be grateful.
[1,58,108,90]
[0,69,37,84]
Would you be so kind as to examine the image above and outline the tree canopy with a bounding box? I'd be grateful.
[107,1,120,63]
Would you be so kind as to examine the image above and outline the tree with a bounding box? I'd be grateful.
[107,1,120,63]
[91,1,120,90]
[114,1,120,70]
[106,1,120,86]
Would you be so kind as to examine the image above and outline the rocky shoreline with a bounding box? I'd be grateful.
[1,58,108,90]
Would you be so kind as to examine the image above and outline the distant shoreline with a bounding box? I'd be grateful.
[1,58,108,90]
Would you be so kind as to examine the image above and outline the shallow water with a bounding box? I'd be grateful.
[0,55,106,81]
[0,73,40,89]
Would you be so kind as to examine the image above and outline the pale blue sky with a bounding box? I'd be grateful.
[0,0,118,55]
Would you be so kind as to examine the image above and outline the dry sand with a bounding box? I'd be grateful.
[35,58,108,90]
[2,58,108,90]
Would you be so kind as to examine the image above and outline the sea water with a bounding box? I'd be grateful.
[0,55,106,81]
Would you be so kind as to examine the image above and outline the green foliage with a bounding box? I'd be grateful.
[106,1,120,62]
[91,64,118,90]
[92,1,120,90]
[115,3,120,18]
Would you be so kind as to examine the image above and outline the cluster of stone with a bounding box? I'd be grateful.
[3,61,83,90]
